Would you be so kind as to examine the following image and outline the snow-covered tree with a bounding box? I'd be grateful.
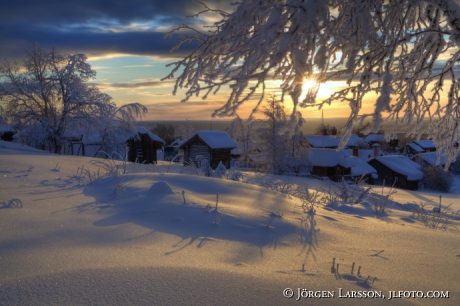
[95,103,147,158]
[0,44,145,153]
[163,0,460,167]
[254,96,290,172]
[253,95,309,173]
[227,115,258,168]
[213,161,227,178]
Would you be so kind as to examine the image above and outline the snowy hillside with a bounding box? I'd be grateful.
[0,141,459,305]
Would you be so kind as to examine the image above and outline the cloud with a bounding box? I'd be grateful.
[91,78,175,89]
[122,64,153,68]
[0,0,234,62]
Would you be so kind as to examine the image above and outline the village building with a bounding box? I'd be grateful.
[179,130,237,169]
[405,140,437,155]
[364,134,399,150]
[367,155,423,190]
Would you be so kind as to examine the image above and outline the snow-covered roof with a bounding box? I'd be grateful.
[304,134,363,148]
[136,126,165,144]
[349,155,377,177]
[371,155,423,181]
[415,151,448,167]
[412,140,436,150]
[365,134,386,142]
[0,125,15,134]
[308,149,355,168]
[180,130,237,149]
[408,143,424,153]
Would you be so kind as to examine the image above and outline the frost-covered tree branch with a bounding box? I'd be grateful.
[164,0,460,167]
[0,44,147,153]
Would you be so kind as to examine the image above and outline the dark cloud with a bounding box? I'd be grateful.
[0,0,232,61]
[0,23,199,60]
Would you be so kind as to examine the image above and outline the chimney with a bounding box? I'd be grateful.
[331,126,337,136]
[321,126,328,136]
[352,147,359,157]
[372,143,380,157]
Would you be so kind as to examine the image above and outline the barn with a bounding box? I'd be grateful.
[367,155,423,190]
[179,130,237,169]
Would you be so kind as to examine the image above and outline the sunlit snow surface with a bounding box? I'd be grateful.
[0,141,459,305]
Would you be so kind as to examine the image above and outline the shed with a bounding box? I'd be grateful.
[127,126,165,164]
[368,155,423,190]
[179,130,237,169]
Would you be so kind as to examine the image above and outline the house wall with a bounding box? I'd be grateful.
[210,149,232,169]
[182,137,209,167]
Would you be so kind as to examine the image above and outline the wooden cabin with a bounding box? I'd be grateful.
[127,126,165,164]
[179,130,237,169]
[367,155,423,190]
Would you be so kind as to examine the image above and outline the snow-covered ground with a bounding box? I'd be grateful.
[0,141,459,305]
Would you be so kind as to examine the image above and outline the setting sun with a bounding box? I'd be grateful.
[302,78,318,92]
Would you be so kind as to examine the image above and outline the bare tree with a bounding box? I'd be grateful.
[163,0,460,167]
[151,123,175,145]
[177,119,195,140]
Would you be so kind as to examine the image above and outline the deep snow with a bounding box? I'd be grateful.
[0,141,459,305]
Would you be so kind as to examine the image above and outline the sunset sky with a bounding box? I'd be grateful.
[0,0,447,121]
